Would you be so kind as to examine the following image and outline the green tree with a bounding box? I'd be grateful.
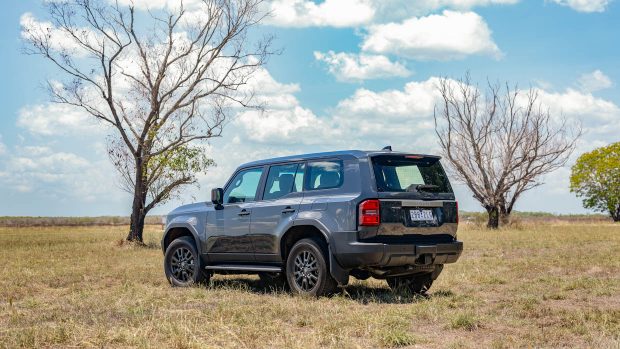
[570,142,620,222]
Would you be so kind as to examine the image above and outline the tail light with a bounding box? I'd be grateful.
[359,199,380,226]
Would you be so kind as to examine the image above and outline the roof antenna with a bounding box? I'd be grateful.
[382,145,392,151]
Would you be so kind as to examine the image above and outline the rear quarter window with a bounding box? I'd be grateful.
[305,160,344,190]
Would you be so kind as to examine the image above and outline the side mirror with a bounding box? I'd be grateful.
[211,188,224,206]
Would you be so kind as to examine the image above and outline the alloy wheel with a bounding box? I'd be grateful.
[293,250,319,292]
[170,247,195,282]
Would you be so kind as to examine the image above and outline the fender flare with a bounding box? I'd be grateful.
[290,219,349,286]
[161,217,202,253]
[291,219,333,246]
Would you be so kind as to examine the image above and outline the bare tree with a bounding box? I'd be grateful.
[22,0,272,242]
[434,75,580,229]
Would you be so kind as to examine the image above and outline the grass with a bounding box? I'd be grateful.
[0,224,619,348]
[0,216,163,227]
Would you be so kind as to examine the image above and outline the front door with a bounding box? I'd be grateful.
[207,167,264,263]
[250,163,305,261]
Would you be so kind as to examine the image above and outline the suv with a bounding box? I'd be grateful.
[162,148,462,296]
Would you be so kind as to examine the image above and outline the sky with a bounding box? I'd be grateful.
[0,0,619,216]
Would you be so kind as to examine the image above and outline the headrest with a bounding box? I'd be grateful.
[278,173,295,192]
[318,171,340,188]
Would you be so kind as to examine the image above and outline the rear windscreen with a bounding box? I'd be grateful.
[371,155,453,193]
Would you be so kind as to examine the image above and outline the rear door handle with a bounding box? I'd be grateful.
[281,206,296,214]
[238,209,250,216]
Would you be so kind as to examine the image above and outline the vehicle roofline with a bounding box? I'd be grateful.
[236,150,441,169]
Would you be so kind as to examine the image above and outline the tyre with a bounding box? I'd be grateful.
[285,238,338,297]
[164,236,209,287]
[386,273,433,294]
[258,272,288,289]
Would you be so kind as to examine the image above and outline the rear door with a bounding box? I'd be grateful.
[250,163,305,261]
[366,155,458,242]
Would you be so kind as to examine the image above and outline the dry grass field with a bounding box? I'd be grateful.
[0,222,618,348]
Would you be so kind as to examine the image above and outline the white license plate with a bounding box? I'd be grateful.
[410,209,434,221]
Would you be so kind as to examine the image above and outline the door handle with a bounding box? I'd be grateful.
[238,209,250,216]
[281,206,296,214]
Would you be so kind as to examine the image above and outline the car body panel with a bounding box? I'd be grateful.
[205,201,255,260]
[251,192,304,255]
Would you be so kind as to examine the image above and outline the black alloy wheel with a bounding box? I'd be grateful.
[285,238,338,296]
[164,236,208,286]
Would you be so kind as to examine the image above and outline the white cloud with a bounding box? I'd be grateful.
[236,107,331,144]
[536,88,620,123]
[243,67,301,108]
[17,103,106,136]
[314,51,411,82]
[335,78,441,119]
[361,11,502,60]
[550,0,610,12]
[232,67,335,144]
[533,88,620,150]
[326,78,450,152]
[263,0,375,28]
[263,0,518,28]
[576,70,613,92]
[0,145,119,201]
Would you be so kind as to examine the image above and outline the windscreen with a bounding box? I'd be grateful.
[372,155,453,193]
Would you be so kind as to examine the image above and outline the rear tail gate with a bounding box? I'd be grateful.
[380,201,457,227]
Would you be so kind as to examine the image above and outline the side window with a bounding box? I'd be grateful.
[263,163,304,200]
[223,168,263,204]
[306,160,343,190]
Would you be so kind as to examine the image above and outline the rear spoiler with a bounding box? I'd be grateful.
[371,154,442,165]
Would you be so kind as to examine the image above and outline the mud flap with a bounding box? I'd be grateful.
[430,264,444,280]
[328,245,349,286]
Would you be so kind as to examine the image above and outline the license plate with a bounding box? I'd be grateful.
[410,209,434,221]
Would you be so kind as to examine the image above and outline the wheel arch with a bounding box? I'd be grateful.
[279,224,329,261]
[162,224,201,253]
[279,223,349,286]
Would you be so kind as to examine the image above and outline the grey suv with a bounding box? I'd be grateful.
[162,148,462,296]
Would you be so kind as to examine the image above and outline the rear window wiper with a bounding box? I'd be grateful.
[415,184,440,192]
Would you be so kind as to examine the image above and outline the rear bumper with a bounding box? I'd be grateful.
[332,231,463,269]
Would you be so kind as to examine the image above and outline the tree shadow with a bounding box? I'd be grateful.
[207,276,456,304]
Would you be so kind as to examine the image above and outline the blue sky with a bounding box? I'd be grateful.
[1,0,619,216]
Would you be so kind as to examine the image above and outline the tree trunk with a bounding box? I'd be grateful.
[127,157,148,243]
[128,206,146,242]
[486,206,500,229]
[612,204,620,222]
[499,205,511,226]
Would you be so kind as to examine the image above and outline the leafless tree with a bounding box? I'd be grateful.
[22,0,272,242]
[434,75,581,228]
